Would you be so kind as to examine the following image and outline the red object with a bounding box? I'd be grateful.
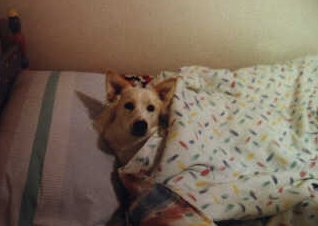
[200,169,210,176]
[178,141,189,150]
[300,171,307,178]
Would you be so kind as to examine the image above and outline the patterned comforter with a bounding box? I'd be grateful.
[119,56,318,226]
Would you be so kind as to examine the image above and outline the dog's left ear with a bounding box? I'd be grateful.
[106,70,132,102]
[155,78,177,129]
[154,78,177,104]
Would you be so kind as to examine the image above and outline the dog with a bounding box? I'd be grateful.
[94,70,177,165]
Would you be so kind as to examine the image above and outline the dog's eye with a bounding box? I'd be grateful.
[147,104,155,112]
[124,102,134,111]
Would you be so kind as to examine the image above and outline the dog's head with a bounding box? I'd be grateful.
[94,70,177,160]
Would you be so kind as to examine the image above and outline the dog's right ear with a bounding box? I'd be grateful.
[106,70,132,102]
[94,110,108,134]
[154,78,177,104]
[94,107,116,133]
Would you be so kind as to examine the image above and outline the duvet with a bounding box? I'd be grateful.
[119,56,318,226]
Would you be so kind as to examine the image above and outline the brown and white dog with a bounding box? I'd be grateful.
[94,71,177,165]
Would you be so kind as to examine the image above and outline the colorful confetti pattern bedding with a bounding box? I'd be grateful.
[120,56,318,226]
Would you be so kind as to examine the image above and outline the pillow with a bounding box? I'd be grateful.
[0,70,118,226]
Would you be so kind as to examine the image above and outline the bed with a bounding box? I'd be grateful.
[1,55,318,226]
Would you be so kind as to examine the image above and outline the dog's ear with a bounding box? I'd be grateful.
[94,107,116,133]
[94,111,108,134]
[106,70,132,102]
[155,78,177,130]
[154,78,177,104]
[76,91,104,120]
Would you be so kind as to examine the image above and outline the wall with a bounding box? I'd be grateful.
[1,0,318,74]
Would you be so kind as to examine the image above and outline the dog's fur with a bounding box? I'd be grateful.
[94,71,177,165]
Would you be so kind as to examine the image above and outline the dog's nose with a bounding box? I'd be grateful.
[131,120,148,137]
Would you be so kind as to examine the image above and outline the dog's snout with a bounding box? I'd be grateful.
[131,120,148,137]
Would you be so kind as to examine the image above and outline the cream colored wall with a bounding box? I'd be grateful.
[1,0,318,74]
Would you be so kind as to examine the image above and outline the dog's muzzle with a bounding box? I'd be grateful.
[131,120,148,137]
